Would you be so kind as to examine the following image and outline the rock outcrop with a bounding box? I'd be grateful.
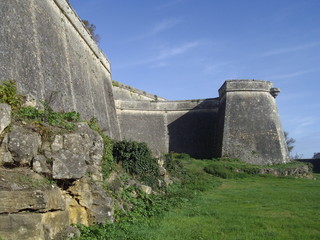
[0,168,69,240]
[0,103,113,239]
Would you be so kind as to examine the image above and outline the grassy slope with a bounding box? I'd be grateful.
[128,159,320,240]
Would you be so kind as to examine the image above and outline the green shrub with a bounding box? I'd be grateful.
[0,80,81,131]
[0,80,23,110]
[112,80,119,87]
[171,152,191,161]
[87,117,114,179]
[113,140,161,188]
[16,105,80,130]
[164,153,187,178]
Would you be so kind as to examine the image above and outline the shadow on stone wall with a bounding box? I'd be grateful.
[167,99,219,159]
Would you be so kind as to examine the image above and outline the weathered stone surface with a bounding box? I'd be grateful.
[139,184,152,195]
[64,195,89,226]
[217,80,290,165]
[0,187,65,214]
[54,225,81,240]
[159,166,167,176]
[32,155,51,174]
[52,149,87,179]
[68,177,114,224]
[75,122,104,167]
[0,167,70,239]
[41,210,70,240]
[0,0,121,139]
[51,123,104,180]
[0,211,70,240]
[0,213,44,240]
[259,164,311,177]
[0,103,11,135]
[0,134,13,165]
[8,125,41,165]
[51,135,63,153]
[0,168,65,213]
[22,93,38,108]
[164,174,173,185]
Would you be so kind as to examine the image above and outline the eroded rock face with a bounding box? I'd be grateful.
[259,164,311,177]
[0,188,65,214]
[51,123,104,180]
[0,134,13,165]
[0,168,69,240]
[0,213,44,240]
[0,109,111,239]
[32,155,51,175]
[52,149,88,179]
[68,177,114,224]
[0,103,11,135]
[8,125,41,165]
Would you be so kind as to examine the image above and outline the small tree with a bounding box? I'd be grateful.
[284,131,296,154]
[82,20,100,44]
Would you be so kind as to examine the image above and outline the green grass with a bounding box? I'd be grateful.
[78,156,320,240]
[141,175,320,240]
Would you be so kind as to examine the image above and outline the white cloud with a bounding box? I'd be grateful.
[261,42,320,57]
[299,117,315,127]
[115,41,201,69]
[126,18,182,42]
[157,41,200,60]
[266,68,317,80]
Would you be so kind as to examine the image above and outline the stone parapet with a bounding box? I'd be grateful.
[219,79,274,97]
[113,82,167,101]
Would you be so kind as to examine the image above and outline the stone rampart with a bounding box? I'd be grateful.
[116,80,289,164]
[116,99,219,158]
[0,0,120,139]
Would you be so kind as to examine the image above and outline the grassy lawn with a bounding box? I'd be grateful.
[78,157,320,240]
[129,159,320,240]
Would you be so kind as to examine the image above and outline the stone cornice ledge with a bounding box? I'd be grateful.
[219,80,275,97]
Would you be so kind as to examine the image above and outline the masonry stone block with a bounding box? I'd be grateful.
[8,126,42,165]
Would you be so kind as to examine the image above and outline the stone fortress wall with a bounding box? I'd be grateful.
[114,80,289,164]
[0,0,289,164]
[115,96,219,159]
[0,0,120,139]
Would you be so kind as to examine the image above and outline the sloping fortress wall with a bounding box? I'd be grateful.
[0,0,289,164]
[115,98,219,159]
[0,0,120,139]
[114,81,289,164]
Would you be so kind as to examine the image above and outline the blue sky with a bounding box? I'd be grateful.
[69,0,320,158]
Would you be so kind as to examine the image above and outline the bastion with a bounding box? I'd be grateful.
[0,0,289,165]
[114,80,289,164]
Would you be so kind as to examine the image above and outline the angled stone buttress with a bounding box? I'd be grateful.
[216,80,290,165]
